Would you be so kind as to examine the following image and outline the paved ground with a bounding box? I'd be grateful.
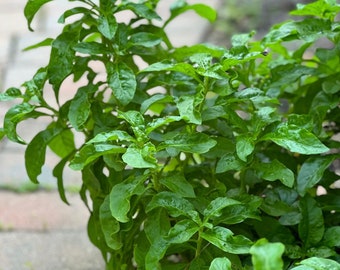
[0,0,221,269]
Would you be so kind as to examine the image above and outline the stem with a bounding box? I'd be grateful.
[195,229,203,258]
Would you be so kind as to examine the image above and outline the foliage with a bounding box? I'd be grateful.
[1,0,340,269]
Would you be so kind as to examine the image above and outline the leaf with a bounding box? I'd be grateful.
[236,135,255,162]
[107,62,136,106]
[48,31,78,92]
[146,191,200,223]
[146,116,182,135]
[216,154,246,173]
[97,13,117,39]
[261,124,329,155]
[140,94,174,114]
[122,143,157,168]
[201,226,253,254]
[68,86,93,131]
[52,156,71,205]
[203,197,242,222]
[291,257,340,270]
[290,1,340,19]
[176,95,202,125]
[73,42,109,55]
[160,174,195,198]
[299,195,324,248]
[69,144,125,170]
[250,238,285,270]
[129,32,162,47]
[48,128,75,158]
[160,132,217,155]
[25,127,63,183]
[322,226,340,247]
[58,7,91,24]
[23,38,54,51]
[253,159,295,188]
[87,130,135,144]
[109,175,147,223]
[140,62,201,82]
[24,0,53,31]
[0,87,22,101]
[165,219,199,244]
[297,155,336,196]
[125,2,161,20]
[100,196,122,250]
[209,257,232,270]
[4,103,36,144]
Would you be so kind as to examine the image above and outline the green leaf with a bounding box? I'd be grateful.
[125,2,161,20]
[23,38,54,51]
[48,128,75,158]
[146,191,200,223]
[68,86,93,131]
[290,1,340,19]
[52,156,70,205]
[299,195,324,248]
[253,159,295,188]
[24,0,53,31]
[140,94,174,114]
[291,257,340,270]
[4,103,36,144]
[160,174,195,198]
[146,116,182,135]
[236,135,255,162]
[73,42,109,55]
[48,31,78,92]
[140,62,201,82]
[297,155,336,196]
[176,95,202,125]
[129,32,162,47]
[204,197,242,222]
[322,226,340,247]
[107,62,136,106]
[25,127,63,183]
[165,219,199,244]
[0,87,22,101]
[216,154,245,173]
[209,257,232,270]
[122,143,157,168]
[97,13,117,39]
[69,144,125,170]
[109,175,147,223]
[87,130,135,144]
[201,226,253,254]
[161,132,216,155]
[250,238,285,270]
[261,124,329,155]
[100,196,122,250]
[58,7,91,24]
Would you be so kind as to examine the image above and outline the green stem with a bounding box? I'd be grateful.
[195,229,203,258]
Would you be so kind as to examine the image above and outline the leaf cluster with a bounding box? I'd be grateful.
[1,0,340,269]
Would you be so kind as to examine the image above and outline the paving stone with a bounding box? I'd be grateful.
[0,231,104,270]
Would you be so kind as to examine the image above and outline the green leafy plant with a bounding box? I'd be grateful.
[1,0,340,269]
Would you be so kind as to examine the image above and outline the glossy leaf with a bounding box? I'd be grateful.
[24,0,53,31]
[97,13,117,40]
[100,196,122,250]
[322,226,340,247]
[165,219,199,244]
[176,95,202,124]
[0,88,22,101]
[209,257,232,270]
[299,195,325,248]
[122,143,157,168]
[203,197,242,221]
[109,175,147,223]
[107,62,136,106]
[236,135,255,161]
[216,154,245,173]
[253,159,295,187]
[146,191,200,223]
[261,124,329,154]
[250,238,285,270]
[201,226,253,254]
[160,132,217,154]
[297,155,336,196]
[129,32,162,47]
[159,174,195,198]
[291,257,340,270]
